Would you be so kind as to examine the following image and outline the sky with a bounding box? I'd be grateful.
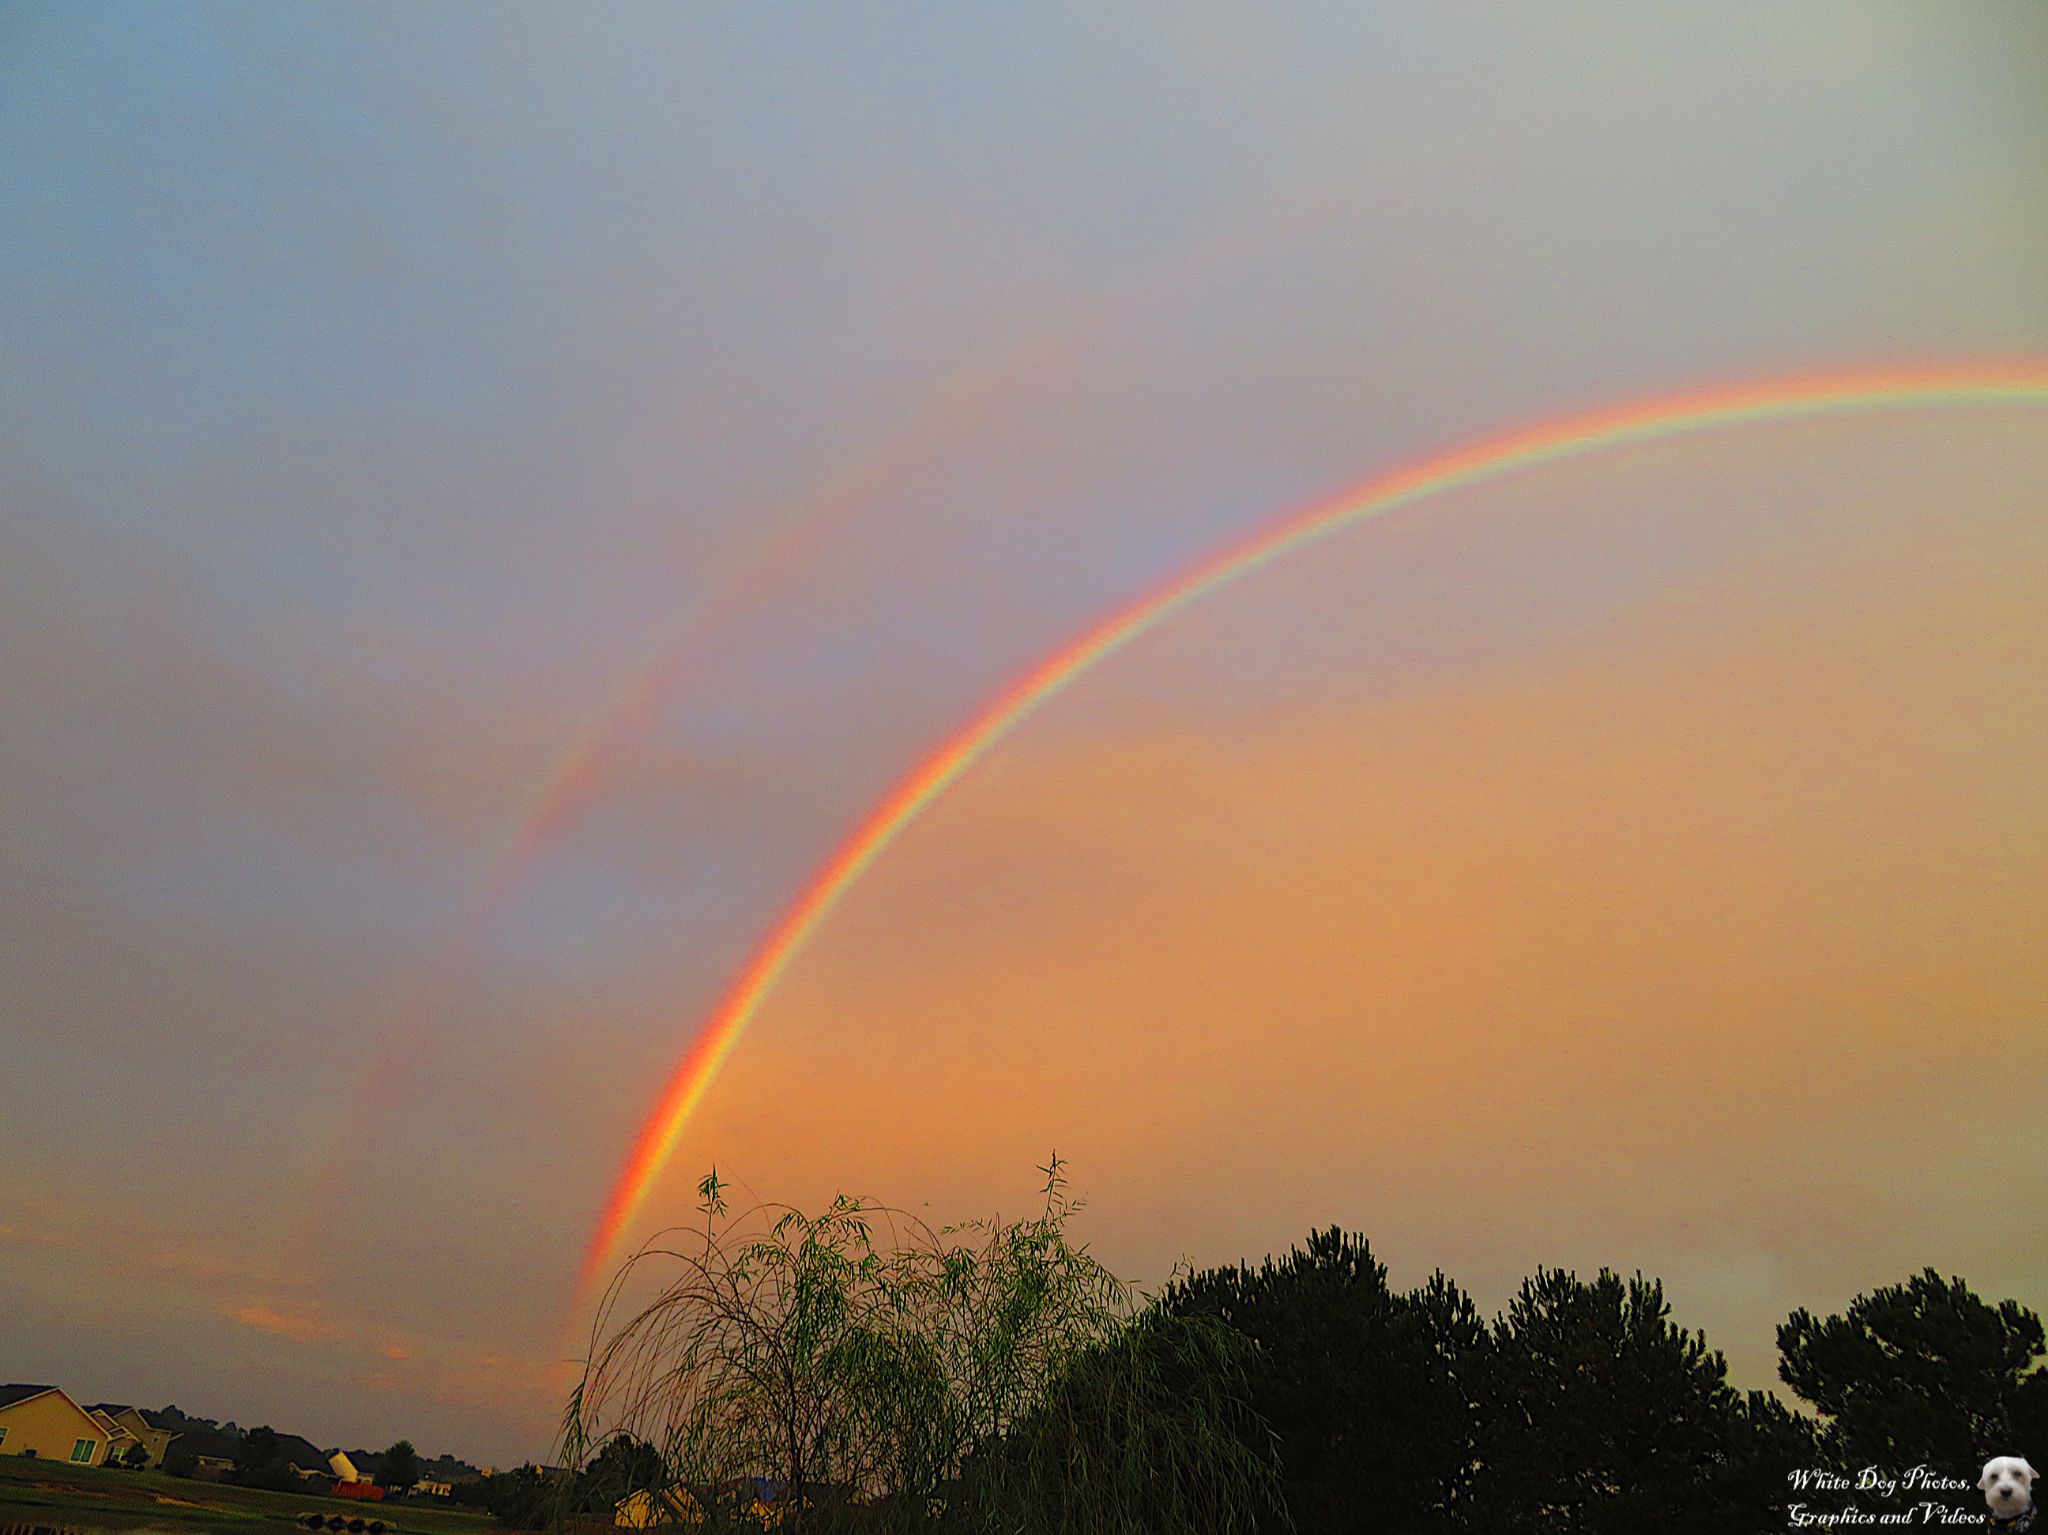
[2,0,2046,1468]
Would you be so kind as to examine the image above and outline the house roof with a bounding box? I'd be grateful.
[174,1426,243,1461]
[0,1385,109,1437]
[618,1487,702,1512]
[86,1404,167,1431]
[275,1433,332,1473]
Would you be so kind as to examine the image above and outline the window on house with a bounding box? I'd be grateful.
[0,1426,10,1448]
[71,1438,95,1463]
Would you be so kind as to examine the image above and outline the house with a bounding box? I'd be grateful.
[169,1425,241,1479]
[0,1385,112,1465]
[615,1480,851,1531]
[86,1410,138,1465]
[85,1405,178,1468]
[613,1483,773,1530]
[274,1433,336,1481]
[330,1450,388,1500]
[614,1486,705,1528]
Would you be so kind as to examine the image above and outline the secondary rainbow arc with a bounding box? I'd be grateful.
[574,361,2048,1310]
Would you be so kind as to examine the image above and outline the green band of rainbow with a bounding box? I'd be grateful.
[574,362,2048,1309]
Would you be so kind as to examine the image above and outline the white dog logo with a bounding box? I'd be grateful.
[1982,1457,2038,1527]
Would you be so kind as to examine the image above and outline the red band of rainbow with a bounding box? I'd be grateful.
[573,362,2048,1312]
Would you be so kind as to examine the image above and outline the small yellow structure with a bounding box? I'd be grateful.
[0,1385,111,1465]
[87,1409,137,1464]
[614,1486,706,1528]
[614,1479,843,1531]
[106,1406,178,1468]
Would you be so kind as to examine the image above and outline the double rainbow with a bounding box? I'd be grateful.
[575,362,2048,1307]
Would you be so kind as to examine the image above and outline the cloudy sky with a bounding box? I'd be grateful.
[3,1,2046,1467]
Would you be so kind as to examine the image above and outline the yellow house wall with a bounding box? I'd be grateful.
[112,1410,174,1467]
[613,1489,703,1529]
[0,1392,109,1465]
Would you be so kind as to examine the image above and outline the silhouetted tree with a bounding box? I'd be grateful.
[234,1425,281,1475]
[2016,1369,2048,1463]
[473,1464,557,1529]
[954,1304,1287,1534]
[1467,1268,1778,1535]
[232,1424,299,1492]
[1778,1269,2046,1491]
[574,1434,663,1512]
[1714,1389,1825,1520]
[1160,1226,1484,1533]
[378,1439,422,1492]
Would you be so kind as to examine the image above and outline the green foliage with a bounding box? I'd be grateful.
[1778,1268,2047,1485]
[560,1165,2048,1535]
[955,1305,1287,1535]
[559,1158,1281,1535]
[121,1443,151,1470]
[379,1439,423,1492]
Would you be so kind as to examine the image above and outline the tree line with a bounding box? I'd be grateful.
[162,1425,426,1494]
[529,1159,2045,1534]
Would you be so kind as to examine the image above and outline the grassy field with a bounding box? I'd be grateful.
[0,1460,506,1535]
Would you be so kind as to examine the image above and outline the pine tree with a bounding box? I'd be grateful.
[1778,1269,2046,1489]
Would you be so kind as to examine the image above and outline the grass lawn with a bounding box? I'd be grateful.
[0,1460,505,1535]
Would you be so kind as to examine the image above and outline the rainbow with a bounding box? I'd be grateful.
[297,340,1060,1232]
[574,362,2048,1305]
[319,198,1305,1201]
[317,189,1341,1236]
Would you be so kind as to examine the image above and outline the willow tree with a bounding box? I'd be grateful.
[557,1158,1282,1534]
